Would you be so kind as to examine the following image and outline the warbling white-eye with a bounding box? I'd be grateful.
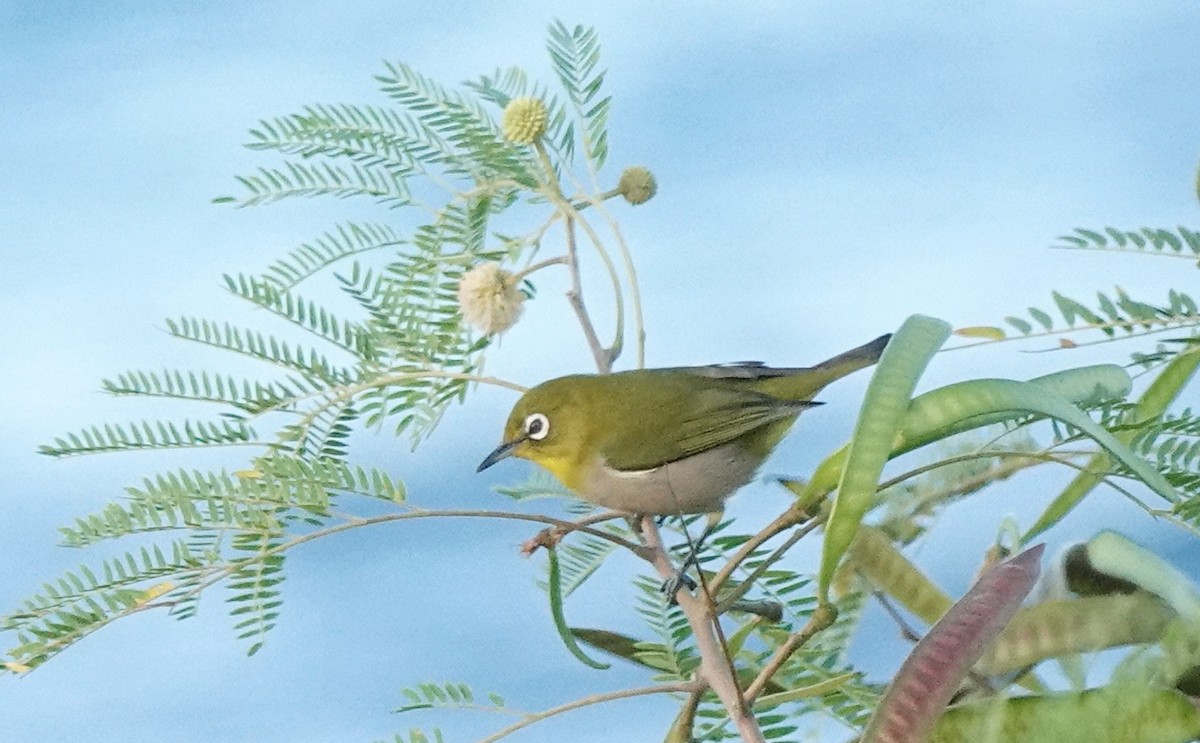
[478,334,890,518]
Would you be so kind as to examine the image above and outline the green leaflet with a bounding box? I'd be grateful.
[546,546,609,669]
[819,314,951,601]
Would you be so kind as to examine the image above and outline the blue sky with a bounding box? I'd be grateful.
[2,2,1199,741]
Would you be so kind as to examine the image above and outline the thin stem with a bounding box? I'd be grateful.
[273,507,648,556]
[709,507,809,595]
[531,139,626,372]
[875,448,1084,493]
[591,198,646,368]
[874,591,923,644]
[562,213,611,372]
[511,255,568,282]
[944,314,1200,353]
[10,507,651,673]
[156,510,645,621]
[715,518,824,614]
[564,203,625,367]
[477,682,696,743]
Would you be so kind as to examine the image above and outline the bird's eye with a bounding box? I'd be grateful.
[524,412,550,441]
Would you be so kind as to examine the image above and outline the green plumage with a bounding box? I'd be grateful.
[480,334,890,515]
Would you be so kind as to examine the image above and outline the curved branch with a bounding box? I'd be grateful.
[477,681,696,743]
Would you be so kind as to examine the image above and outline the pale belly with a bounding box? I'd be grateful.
[579,442,763,515]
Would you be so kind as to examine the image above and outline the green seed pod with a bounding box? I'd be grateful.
[848,525,952,626]
[929,686,1200,743]
[977,593,1175,676]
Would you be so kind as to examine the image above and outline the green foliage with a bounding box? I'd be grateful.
[1134,410,1200,522]
[997,287,1200,345]
[7,17,1200,743]
[3,455,406,668]
[632,575,700,682]
[547,20,611,170]
[549,530,622,598]
[395,681,504,714]
[1055,225,1200,257]
[6,17,623,677]
[377,731,445,743]
[2,540,211,669]
[40,418,258,457]
[259,221,404,291]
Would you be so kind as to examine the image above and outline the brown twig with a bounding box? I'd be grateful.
[709,505,811,595]
[715,517,824,614]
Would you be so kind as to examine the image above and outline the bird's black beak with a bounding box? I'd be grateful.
[477,437,525,472]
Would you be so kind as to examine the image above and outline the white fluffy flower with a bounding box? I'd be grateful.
[457,262,525,335]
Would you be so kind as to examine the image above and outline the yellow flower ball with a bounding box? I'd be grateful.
[502,97,548,144]
[617,166,657,205]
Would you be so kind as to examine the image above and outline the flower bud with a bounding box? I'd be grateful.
[617,166,657,205]
[457,262,525,335]
[502,97,548,144]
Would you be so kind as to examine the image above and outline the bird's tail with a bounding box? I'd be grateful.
[762,333,892,401]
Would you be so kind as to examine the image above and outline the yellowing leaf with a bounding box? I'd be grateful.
[134,582,175,607]
[953,326,1006,340]
[233,469,264,480]
[4,661,32,674]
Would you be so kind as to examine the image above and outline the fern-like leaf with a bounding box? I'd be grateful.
[1,541,210,671]
[987,288,1200,345]
[260,221,405,291]
[227,532,285,655]
[374,60,538,186]
[101,369,299,413]
[40,418,259,457]
[165,316,356,384]
[221,160,413,208]
[223,273,378,360]
[546,20,610,169]
[1055,225,1200,258]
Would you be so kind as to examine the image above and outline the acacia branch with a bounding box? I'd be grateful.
[562,213,612,372]
[640,516,766,743]
[477,681,696,743]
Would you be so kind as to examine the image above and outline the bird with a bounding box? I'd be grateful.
[477,334,891,520]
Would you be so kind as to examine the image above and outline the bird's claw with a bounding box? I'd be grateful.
[660,570,697,601]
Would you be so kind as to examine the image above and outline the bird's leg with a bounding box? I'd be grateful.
[661,514,720,598]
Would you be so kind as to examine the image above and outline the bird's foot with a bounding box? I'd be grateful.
[660,570,697,601]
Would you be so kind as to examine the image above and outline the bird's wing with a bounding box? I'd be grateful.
[662,362,802,379]
[603,387,815,471]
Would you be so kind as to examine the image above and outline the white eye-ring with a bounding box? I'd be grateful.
[524,412,550,441]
